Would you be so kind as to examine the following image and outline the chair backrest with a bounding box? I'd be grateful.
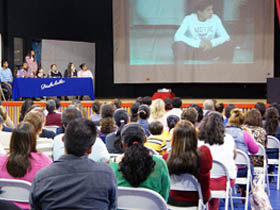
[118,187,168,210]
[210,160,229,180]
[235,149,251,166]
[267,135,280,149]
[0,178,31,203]
[36,138,54,159]
[44,126,59,133]
[254,143,267,159]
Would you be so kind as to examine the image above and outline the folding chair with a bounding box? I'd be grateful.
[168,173,207,210]
[44,126,59,133]
[0,86,6,101]
[36,138,54,160]
[210,160,234,210]
[117,186,168,210]
[267,135,280,190]
[232,149,251,210]
[0,178,31,203]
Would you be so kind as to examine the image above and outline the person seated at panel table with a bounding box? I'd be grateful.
[36,67,47,78]
[172,0,234,63]
[64,62,78,78]
[48,64,62,78]
[17,62,33,78]
[0,61,13,99]
[78,63,94,79]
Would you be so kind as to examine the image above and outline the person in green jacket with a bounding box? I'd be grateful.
[110,123,170,201]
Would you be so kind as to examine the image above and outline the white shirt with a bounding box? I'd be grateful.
[53,134,109,163]
[77,70,94,79]
[164,108,182,120]
[198,133,237,179]
[174,13,230,48]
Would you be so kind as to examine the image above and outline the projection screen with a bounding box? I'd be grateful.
[113,0,274,83]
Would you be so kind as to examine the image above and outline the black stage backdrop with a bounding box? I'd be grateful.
[0,0,279,99]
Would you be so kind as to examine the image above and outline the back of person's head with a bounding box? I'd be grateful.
[198,112,225,145]
[164,98,173,111]
[113,98,122,109]
[19,99,34,122]
[7,122,36,177]
[269,103,280,120]
[168,120,200,176]
[264,107,279,136]
[181,107,198,125]
[142,96,152,106]
[46,99,56,113]
[150,99,165,120]
[138,104,150,120]
[203,99,214,111]
[92,101,101,114]
[167,115,180,131]
[172,97,182,109]
[100,117,115,134]
[114,109,129,128]
[62,106,83,129]
[215,102,224,114]
[135,97,143,105]
[130,103,140,122]
[244,108,263,128]
[189,104,203,122]
[228,108,244,126]
[119,123,155,187]
[254,102,266,118]
[54,98,61,110]
[195,0,213,12]
[101,103,116,118]
[225,104,237,119]
[148,121,163,135]
[64,118,97,156]
[23,112,44,137]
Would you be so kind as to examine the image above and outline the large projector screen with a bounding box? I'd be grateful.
[113,0,274,83]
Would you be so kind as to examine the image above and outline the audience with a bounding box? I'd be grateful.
[130,103,140,122]
[224,104,237,125]
[164,98,173,111]
[110,123,170,201]
[181,107,198,126]
[215,102,224,114]
[0,122,51,210]
[254,102,266,120]
[100,103,116,142]
[0,116,12,153]
[90,100,102,125]
[148,99,167,130]
[45,99,62,126]
[203,99,215,116]
[264,107,280,140]
[165,97,183,119]
[138,104,151,136]
[189,104,204,123]
[142,96,152,106]
[19,99,34,122]
[30,119,117,209]
[113,98,122,109]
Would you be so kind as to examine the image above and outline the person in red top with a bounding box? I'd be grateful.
[45,99,62,126]
[163,120,213,207]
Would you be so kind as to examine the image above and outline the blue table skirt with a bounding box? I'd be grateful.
[12,78,94,101]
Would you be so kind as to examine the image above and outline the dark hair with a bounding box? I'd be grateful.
[164,98,173,111]
[54,98,61,110]
[254,102,266,118]
[62,106,83,129]
[79,63,86,69]
[189,104,203,122]
[142,96,152,106]
[101,103,116,118]
[130,103,140,122]
[269,103,280,120]
[66,63,74,77]
[113,109,129,153]
[65,118,97,156]
[181,107,198,125]
[135,97,143,105]
[27,49,35,59]
[46,99,56,113]
[195,0,213,11]
[100,117,115,134]
[138,105,150,120]
[264,107,279,136]
[7,123,36,177]
[172,97,182,108]
[50,64,56,69]
[2,60,8,67]
[113,99,122,109]
[119,123,155,187]
[198,112,225,145]
[244,108,263,127]
[167,121,200,177]
[19,99,34,122]
[148,121,163,135]
[225,104,237,119]
[92,101,101,114]
[167,115,180,131]
[215,102,224,113]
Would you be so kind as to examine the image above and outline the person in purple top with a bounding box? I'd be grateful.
[17,62,33,78]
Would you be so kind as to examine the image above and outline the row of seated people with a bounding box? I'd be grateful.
[0,97,279,209]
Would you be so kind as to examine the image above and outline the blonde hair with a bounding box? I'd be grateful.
[228,108,245,126]
[150,99,166,120]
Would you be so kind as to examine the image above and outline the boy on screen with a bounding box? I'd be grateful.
[173,0,234,63]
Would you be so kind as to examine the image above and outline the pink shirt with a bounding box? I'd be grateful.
[25,56,38,73]
[243,131,259,154]
[0,152,52,209]
[78,70,93,79]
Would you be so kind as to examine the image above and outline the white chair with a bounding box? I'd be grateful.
[232,149,251,210]
[210,160,233,210]
[36,138,54,160]
[0,178,31,203]
[117,186,168,210]
[267,135,280,190]
[250,143,270,195]
[44,126,59,133]
[168,173,206,210]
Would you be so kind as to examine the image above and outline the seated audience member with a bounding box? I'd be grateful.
[53,106,109,163]
[0,105,14,128]
[113,98,122,109]
[130,103,140,122]
[64,62,78,78]
[106,109,129,154]
[165,115,180,147]
[19,99,34,122]
[142,96,152,106]
[90,100,102,126]
[99,103,117,143]
[164,98,173,111]
[145,121,167,155]
[54,98,61,113]
[189,104,204,124]
[215,102,224,114]
[148,99,168,131]
[17,62,33,78]
[25,50,38,75]
[36,67,46,78]
[138,104,151,137]
[163,121,212,206]
[45,99,62,126]
[48,64,62,78]
[0,200,22,210]
[224,104,237,125]
[165,97,183,119]
[78,63,94,78]
[181,107,198,126]
[110,123,170,201]
[0,116,12,153]
[198,112,237,210]
[30,119,117,209]
[0,61,13,98]
[203,99,215,116]
[71,99,87,118]
[254,102,266,120]
[0,122,51,210]
[264,106,280,140]
[136,97,143,104]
